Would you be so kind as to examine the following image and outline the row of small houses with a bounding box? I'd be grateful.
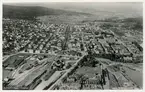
[22,49,83,57]
[91,51,140,63]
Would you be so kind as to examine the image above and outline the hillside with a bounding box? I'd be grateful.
[3,5,92,20]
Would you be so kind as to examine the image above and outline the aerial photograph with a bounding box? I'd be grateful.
[2,2,143,90]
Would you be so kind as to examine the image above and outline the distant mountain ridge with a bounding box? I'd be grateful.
[3,5,92,20]
[38,2,142,18]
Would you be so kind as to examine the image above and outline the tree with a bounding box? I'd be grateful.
[79,75,88,89]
